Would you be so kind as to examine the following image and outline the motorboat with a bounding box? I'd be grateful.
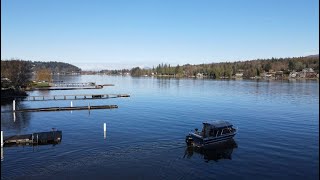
[186,121,237,148]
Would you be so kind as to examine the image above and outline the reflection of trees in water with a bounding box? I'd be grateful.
[1,102,31,132]
[156,77,182,90]
[184,139,238,162]
[157,77,172,89]
[37,90,50,96]
[52,75,82,84]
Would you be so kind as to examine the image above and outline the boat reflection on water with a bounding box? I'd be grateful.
[183,139,238,162]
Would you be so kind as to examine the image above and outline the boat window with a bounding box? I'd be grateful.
[213,130,218,137]
[216,130,221,137]
[209,129,214,136]
[221,128,230,135]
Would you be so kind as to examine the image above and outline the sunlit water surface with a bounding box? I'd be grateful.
[1,76,319,180]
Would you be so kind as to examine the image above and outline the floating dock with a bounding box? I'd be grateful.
[2,130,62,147]
[27,86,103,91]
[12,105,118,112]
[52,82,114,87]
[13,94,130,101]
[26,82,115,91]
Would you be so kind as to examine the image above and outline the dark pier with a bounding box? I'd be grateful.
[52,82,113,87]
[14,94,130,101]
[27,86,103,91]
[12,105,118,112]
[25,82,116,91]
[2,130,62,147]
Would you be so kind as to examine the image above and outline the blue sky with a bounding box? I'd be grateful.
[1,0,319,70]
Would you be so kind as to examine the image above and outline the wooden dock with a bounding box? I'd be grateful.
[53,82,96,87]
[27,86,103,91]
[3,130,62,147]
[13,94,130,101]
[52,82,114,87]
[12,105,118,112]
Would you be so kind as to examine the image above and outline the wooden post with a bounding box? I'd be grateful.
[71,101,73,107]
[64,96,66,100]
[1,131,3,147]
[13,100,16,111]
[43,96,45,100]
[88,103,90,110]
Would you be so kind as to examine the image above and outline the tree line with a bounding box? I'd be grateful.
[129,56,319,78]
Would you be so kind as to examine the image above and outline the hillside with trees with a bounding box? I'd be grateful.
[1,59,82,89]
[129,56,319,79]
[32,61,81,75]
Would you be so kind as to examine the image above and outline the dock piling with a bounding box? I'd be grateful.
[71,101,73,107]
[13,100,16,111]
[1,131,3,147]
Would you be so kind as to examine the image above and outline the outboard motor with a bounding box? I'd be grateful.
[185,135,194,146]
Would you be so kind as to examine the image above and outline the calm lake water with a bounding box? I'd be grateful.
[1,76,319,180]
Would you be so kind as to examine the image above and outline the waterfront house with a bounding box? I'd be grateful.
[235,69,244,78]
[299,68,317,78]
[289,71,298,78]
[196,73,204,78]
[275,71,284,79]
[235,72,243,78]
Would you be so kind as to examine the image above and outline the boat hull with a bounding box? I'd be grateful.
[187,132,236,148]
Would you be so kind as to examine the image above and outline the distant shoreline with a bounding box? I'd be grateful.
[61,73,320,81]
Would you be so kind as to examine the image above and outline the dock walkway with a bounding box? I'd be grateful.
[14,94,130,101]
[12,105,118,112]
[2,130,62,147]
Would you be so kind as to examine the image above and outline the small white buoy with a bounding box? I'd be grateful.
[13,100,16,111]
[104,123,107,139]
